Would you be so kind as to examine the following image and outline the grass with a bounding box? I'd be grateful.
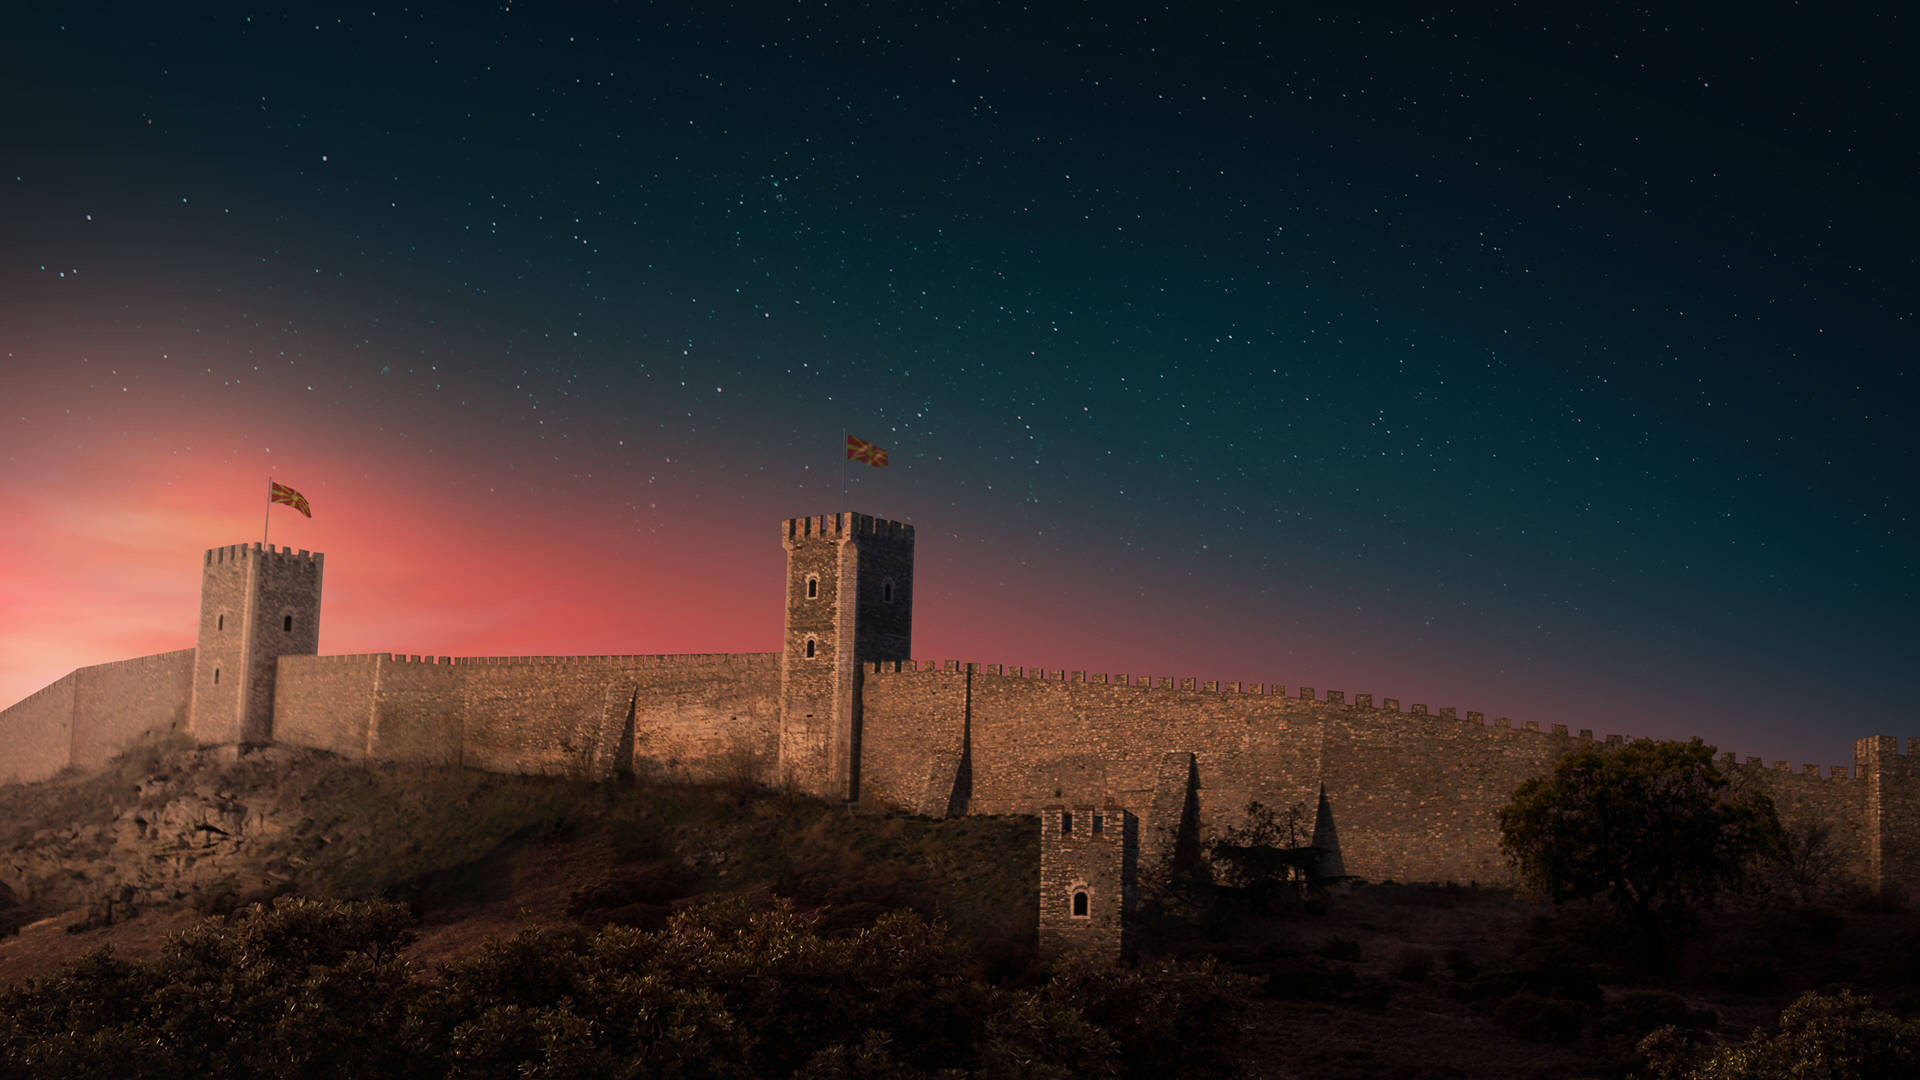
[0,729,196,851]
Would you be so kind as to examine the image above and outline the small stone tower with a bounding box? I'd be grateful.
[778,512,913,800]
[1038,804,1138,963]
[187,543,323,746]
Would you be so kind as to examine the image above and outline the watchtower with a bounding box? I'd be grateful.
[778,512,913,800]
[187,543,323,746]
[1038,804,1138,963]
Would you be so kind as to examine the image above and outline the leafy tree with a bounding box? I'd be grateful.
[1207,801,1324,913]
[1640,990,1920,1080]
[1498,737,1787,954]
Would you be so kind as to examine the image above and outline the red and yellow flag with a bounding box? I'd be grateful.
[845,435,889,467]
[269,479,313,517]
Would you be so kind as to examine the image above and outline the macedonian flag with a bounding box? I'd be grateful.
[845,435,889,467]
[269,479,313,517]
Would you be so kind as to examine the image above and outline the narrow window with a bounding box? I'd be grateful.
[1092,813,1104,836]
[1062,811,1073,836]
[283,614,293,632]
[217,614,224,631]
[807,577,818,598]
[1072,890,1089,917]
[882,581,894,603]
[805,638,816,658]
[213,668,220,685]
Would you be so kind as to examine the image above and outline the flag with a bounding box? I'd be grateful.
[269,480,313,517]
[845,435,889,467]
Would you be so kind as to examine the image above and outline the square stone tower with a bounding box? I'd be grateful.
[778,512,913,800]
[187,543,323,746]
[1038,805,1138,963]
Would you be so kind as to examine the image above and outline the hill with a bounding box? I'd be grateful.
[7,738,1920,1078]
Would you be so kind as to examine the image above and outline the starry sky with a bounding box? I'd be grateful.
[2,3,1914,769]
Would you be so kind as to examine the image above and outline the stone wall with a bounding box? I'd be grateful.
[273,652,781,780]
[187,544,322,745]
[1037,805,1136,961]
[859,661,1888,889]
[0,649,194,784]
[0,674,79,784]
[272,654,386,757]
[68,649,195,767]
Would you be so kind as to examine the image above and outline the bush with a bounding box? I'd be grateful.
[1317,935,1362,962]
[1443,947,1479,980]
[1603,991,1717,1041]
[1640,989,1920,1079]
[0,895,1252,1079]
[1263,957,1394,1009]
[1466,940,1602,1006]
[1391,948,1436,982]
[1493,990,1588,1043]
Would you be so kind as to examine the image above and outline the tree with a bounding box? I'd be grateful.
[1498,737,1786,953]
[1207,801,1323,913]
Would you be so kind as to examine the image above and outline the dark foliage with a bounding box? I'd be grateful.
[0,895,1248,1079]
[1639,990,1920,1079]
[1498,737,1788,956]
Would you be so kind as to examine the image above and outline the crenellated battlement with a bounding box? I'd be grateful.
[203,542,323,570]
[860,657,1866,781]
[781,511,914,547]
[292,651,780,668]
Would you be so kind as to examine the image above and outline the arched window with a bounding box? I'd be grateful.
[1062,811,1074,836]
[806,576,818,599]
[805,638,816,658]
[283,614,294,632]
[213,668,220,685]
[882,580,894,603]
[217,614,224,631]
[1072,890,1089,917]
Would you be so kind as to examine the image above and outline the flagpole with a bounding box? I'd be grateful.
[263,477,271,550]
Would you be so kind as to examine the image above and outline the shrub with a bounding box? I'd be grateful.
[1640,989,1920,1080]
[1317,935,1362,962]
[1493,990,1587,1043]
[1391,948,1436,982]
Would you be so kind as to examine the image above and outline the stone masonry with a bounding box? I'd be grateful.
[3,511,1919,899]
[1038,805,1138,962]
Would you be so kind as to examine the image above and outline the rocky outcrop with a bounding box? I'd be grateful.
[1,752,311,928]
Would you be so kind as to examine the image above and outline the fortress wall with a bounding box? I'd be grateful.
[274,654,383,757]
[453,653,781,779]
[273,652,781,778]
[860,663,1881,887]
[366,657,466,765]
[861,665,1328,849]
[1314,702,1571,884]
[857,665,969,812]
[622,654,781,781]
[1737,753,1867,883]
[0,673,79,784]
[68,649,195,767]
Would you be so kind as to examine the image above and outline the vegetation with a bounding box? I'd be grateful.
[1206,801,1328,914]
[1641,990,1920,1080]
[0,895,1249,1079]
[1498,738,1788,954]
[11,739,1920,1078]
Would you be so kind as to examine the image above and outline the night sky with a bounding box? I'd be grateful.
[3,3,1914,769]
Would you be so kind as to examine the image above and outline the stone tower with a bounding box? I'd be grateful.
[1038,804,1138,963]
[778,512,913,800]
[187,543,323,746]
